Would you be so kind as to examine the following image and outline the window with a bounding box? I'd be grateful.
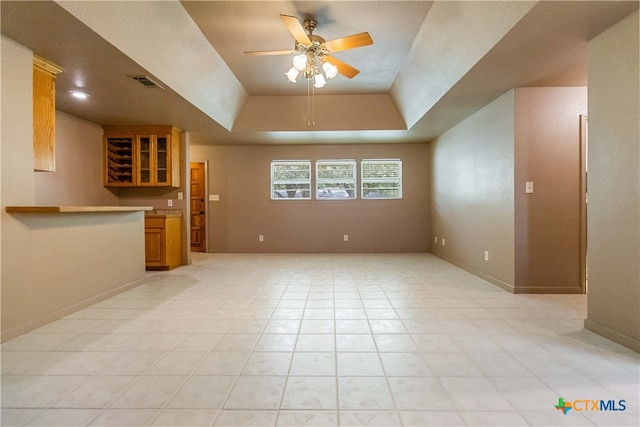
[361,159,402,199]
[316,160,357,199]
[271,160,311,199]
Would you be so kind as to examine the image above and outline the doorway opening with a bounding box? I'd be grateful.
[190,162,207,252]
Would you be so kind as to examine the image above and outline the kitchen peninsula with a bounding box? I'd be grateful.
[2,205,152,341]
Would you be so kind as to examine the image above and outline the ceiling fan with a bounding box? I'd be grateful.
[244,14,373,88]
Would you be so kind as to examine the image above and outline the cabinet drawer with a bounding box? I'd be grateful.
[145,218,165,229]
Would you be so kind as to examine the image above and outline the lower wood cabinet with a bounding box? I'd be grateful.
[145,214,182,270]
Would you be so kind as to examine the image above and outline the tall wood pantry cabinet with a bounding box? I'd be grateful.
[103,126,181,187]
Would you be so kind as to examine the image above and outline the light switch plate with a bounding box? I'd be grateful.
[525,181,534,194]
[209,194,220,201]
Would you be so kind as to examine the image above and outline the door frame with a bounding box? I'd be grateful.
[579,115,588,293]
[189,161,208,253]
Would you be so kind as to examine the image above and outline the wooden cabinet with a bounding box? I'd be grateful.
[104,126,181,187]
[145,214,182,270]
[33,56,63,172]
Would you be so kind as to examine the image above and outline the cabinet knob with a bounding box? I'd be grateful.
[200,211,204,215]
[200,198,204,202]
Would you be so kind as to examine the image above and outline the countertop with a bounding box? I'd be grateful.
[145,209,183,218]
[6,206,154,213]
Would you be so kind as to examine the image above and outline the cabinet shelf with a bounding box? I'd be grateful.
[109,160,131,167]
[104,135,134,186]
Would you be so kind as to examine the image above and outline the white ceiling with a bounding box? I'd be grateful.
[1,1,638,145]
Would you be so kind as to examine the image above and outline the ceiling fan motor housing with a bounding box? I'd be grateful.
[303,19,318,35]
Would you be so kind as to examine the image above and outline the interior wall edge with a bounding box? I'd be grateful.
[584,318,640,354]
[513,286,585,295]
[431,253,515,293]
[0,275,147,343]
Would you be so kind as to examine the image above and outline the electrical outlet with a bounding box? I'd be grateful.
[343,234,349,242]
[259,235,264,242]
[177,192,184,200]
[167,199,172,207]
[442,238,446,246]
[484,251,489,261]
[434,236,438,243]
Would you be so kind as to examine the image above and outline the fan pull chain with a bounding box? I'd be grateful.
[312,81,316,128]
[306,78,316,128]
[307,78,311,127]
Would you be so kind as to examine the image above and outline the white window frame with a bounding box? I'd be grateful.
[271,160,312,200]
[316,159,357,200]
[361,159,403,199]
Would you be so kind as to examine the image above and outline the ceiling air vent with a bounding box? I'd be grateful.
[128,75,164,89]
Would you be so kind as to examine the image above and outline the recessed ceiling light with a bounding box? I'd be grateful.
[69,90,89,100]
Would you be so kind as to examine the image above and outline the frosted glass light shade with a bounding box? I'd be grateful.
[314,73,327,88]
[292,54,307,71]
[285,67,299,83]
[323,62,338,79]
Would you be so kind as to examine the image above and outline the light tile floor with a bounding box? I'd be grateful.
[1,253,638,426]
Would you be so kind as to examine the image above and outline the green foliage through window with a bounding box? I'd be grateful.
[271,160,312,199]
[361,159,402,199]
[271,159,402,200]
[316,160,356,199]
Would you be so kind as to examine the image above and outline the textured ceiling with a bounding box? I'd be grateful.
[181,1,432,95]
[1,1,638,145]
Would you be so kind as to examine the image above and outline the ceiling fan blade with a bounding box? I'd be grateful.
[280,14,311,45]
[324,55,360,79]
[324,32,373,53]
[244,49,292,56]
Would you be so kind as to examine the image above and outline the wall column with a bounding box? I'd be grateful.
[585,10,639,352]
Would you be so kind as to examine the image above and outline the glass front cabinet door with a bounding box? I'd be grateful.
[136,134,171,186]
[155,135,169,185]
[137,135,152,185]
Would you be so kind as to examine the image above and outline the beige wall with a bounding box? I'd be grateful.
[1,37,35,205]
[1,36,147,341]
[514,87,587,293]
[430,90,516,289]
[34,111,119,206]
[431,87,587,294]
[234,95,406,132]
[585,10,639,352]
[190,143,430,253]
